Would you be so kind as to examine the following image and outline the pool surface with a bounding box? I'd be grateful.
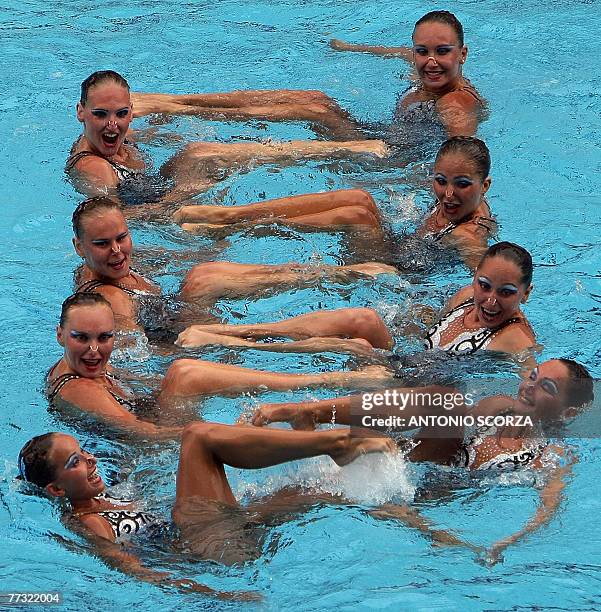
[2,1,601,610]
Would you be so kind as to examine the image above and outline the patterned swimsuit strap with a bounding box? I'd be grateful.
[48,372,82,400]
[76,278,137,296]
[65,150,97,171]
[66,147,132,181]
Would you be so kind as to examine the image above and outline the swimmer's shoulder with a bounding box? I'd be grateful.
[438,78,485,110]
[68,153,121,189]
[487,318,536,353]
[473,394,515,417]
[78,512,116,542]
[80,282,138,323]
[445,285,473,311]
[54,375,104,402]
[436,84,484,136]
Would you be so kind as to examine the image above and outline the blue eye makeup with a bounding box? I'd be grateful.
[69,331,88,341]
[499,284,519,296]
[64,453,81,470]
[541,379,560,396]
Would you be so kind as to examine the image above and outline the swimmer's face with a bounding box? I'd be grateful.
[412,21,467,93]
[74,208,132,281]
[45,434,105,502]
[433,152,490,222]
[77,82,132,158]
[57,304,115,378]
[516,360,573,419]
[472,255,531,328]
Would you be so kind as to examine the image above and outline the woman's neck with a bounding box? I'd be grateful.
[421,75,464,98]
[82,263,133,287]
[71,496,103,514]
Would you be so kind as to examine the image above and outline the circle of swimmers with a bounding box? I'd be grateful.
[18,10,594,598]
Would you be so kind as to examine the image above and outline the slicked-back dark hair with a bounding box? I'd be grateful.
[18,433,59,488]
[558,358,594,408]
[436,136,491,181]
[80,70,130,106]
[413,11,464,46]
[72,196,122,239]
[478,242,533,287]
[59,292,113,328]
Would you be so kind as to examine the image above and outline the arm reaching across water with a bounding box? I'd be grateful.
[75,523,259,600]
[330,38,414,61]
[483,447,575,566]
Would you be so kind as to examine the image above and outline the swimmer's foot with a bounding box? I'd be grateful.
[343,140,389,158]
[344,263,398,278]
[249,402,317,430]
[180,222,230,233]
[352,365,394,385]
[330,432,396,466]
[176,329,252,348]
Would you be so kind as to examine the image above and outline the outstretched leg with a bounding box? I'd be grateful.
[131,89,363,138]
[173,189,381,229]
[177,307,394,349]
[179,261,397,303]
[160,139,387,196]
[159,358,392,403]
[173,421,395,512]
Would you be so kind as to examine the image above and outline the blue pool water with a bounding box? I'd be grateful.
[2,0,601,609]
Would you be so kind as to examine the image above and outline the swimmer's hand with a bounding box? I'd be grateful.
[329,38,354,52]
[248,402,318,430]
[476,546,504,567]
[170,578,262,601]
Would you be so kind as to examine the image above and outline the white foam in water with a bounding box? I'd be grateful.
[389,191,422,224]
[236,452,415,506]
[112,331,152,362]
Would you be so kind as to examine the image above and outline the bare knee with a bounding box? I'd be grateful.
[333,205,380,227]
[345,308,392,349]
[164,358,200,386]
[181,421,217,449]
[181,262,239,297]
[347,189,378,214]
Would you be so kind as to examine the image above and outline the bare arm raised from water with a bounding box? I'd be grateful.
[329,38,413,61]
